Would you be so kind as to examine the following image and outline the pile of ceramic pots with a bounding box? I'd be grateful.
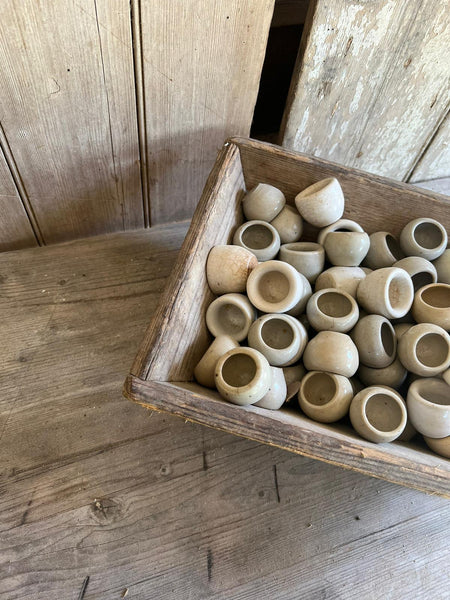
[195,179,450,457]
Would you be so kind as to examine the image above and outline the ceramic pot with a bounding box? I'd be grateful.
[397,323,450,377]
[356,267,414,319]
[233,220,280,262]
[306,288,359,333]
[443,368,450,386]
[364,231,405,269]
[279,242,325,283]
[423,435,450,458]
[433,249,450,284]
[254,366,287,410]
[270,205,303,243]
[351,314,396,368]
[215,347,272,406]
[298,371,353,423]
[393,256,437,292]
[315,266,366,298]
[206,245,258,295]
[206,293,256,342]
[349,386,407,443]
[317,219,364,246]
[407,377,450,438]
[399,217,448,261]
[242,183,286,222]
[393,323,413,340]
[303,331,359,377]
[247,313,307,366]
[283,363,306,386]
[324,231,370,266]
[358,358,407,389]
[412,283,450,330]
[294,177,344,227]
[194,335,239,388]
[247,260,312,315]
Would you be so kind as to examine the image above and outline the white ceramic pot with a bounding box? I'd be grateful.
[194,335,240,388]
[411,283,450,330]
[306,288,359,333]
[397,323,450,377]
[315,266,366,298]
[294,177,345,227]
[270,205,303,243]
[393,256,437,292]
[242,183,286,222]
[423,435,450,458]
[324,231,370,266]
[206,245,258,295]
[349,386,407,443]
[247,313,307,366]
[206,293,256,342]
[303,331,359,377]
[351,314,396,368]
[298,370,353,423]
[357,358,407,390]
[254,366,287,410]
[407,377,450,438]
[233,220,281,261]
[364,231,405,269]
[279,242,325,283]
[399,217,448,261]
[433,249,450,284]
[317,218,364,246]
[356,267,414,319]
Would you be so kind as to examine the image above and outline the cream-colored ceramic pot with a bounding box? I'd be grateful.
[279,242,325,283]
[254,366,287,410]
[349,386,407,443]
[233,220,280,262]
[399,217,448,261]
[364,231,404,269]
[407,377,450,438]
[397,323,450,377]
[324,231,370,267]
[303,331,359,377]
[357,357,407,389]
[423,435,450,458]
[247,313,307,366]
[206,293,256,342]
[242,183,286,222]
[306,288,359,333]
[298,371,353,423]
[315,266,366,298]
[294,177,345,227]
[393,256,437,292]
[206,245,258,295]
[412,283,450,330]
[317,219,364,246]
[270,205,303,243]
[351,314,396,368]
[194,335,239,388]
[433,249,450,284]
[356,267,414,319]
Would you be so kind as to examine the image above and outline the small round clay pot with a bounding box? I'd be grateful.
[364,231,405,269]
[206,293,256,342]
[215,347,272,406]
[242,183,286,222]
[233,220,280,262]
[206,245,258,294]
[298,371,353,423]
[406,378,450,438]
[303,331,359,377]
[358,358,407,389]
[194,335,239,388]
[254,366,287,410]
[317,219,364,246]
[399,217,448,261]
[349,386,407,443]
[270,205,303,243]
[412,283,450,330]
[306,288,359,333]
[397,323,450,377]
[247,313,307,366]
[393,256,437,292]
[295,177,345,227]
[315,266,366,298]
[423,435,450,458]
[283,363,306,385]
[279,242,325,283]
[433,249,450,284]
[247,260,312,315]
[351,315,396,368]
[356,267,414,319]
[393,323,413,340]
[324,231,370,266]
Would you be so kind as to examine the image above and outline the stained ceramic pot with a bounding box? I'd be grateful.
[399,217,448,261]
[317,219,364,246]
[206,293,256,342]
[423,435,450,458]
[393,256,437,292]
[351,314,396,368]
[433,249,450,284]
[356,267,414,319]
[194,335,240,388]
[324,231,370,267]
[407,377,450,438]
[254,366,287,410]
[349,386,407,443]
[412,283,450,330]
[242,183,286,222]
[298,371,353,423]
[215,347,272,405]
[233,220,280,262]
[270,205,303,243]
[295,177,345,227]
[206,245,258,294]
[315,266,366,298]
[279,242,325,283]
[357,357,407,390]
[247,313,307,366]
[397,323,450,377]
[303,331,359,377]
[364,231,404,269]
[306,288,359,333]
[247,260,312,315]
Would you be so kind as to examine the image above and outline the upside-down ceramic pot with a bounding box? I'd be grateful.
[298,371,353,423]
[324,231,370,267]
[364,231,404,269]
[303,331,359,377]
[397,323,450,377]
[206,293,256,342]
[356,267,414,319]
[393,256,437,292]
[215,347,272,406]
[349,386,407,443]
[433,249,450,284]
[351,314,396,368]
[407,377,450,438]
[306,288,359,333]
[317,218,364,246]
[315,266,367,298]
[254,366,287,410]
[242,183,286,222]
[233,220,281,261]
[423,435,450,458]
[412,283,450,330]
[357,357,407,390]
[399,217,448,261]
[279,242,325,283]
[194,335,240,388]
[270,205,303,243]
[247,313,307,366]
[294,177,345,227]
[206,245,258,294]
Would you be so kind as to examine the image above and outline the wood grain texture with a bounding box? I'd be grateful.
[410,111,450,183]
[281,0,450,180]
[140,0,274,225]
[0,0,143,244]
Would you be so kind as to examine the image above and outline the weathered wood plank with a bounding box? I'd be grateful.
[281,0,450,180]
[410,111,450,183]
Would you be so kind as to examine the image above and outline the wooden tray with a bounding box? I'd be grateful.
[124,137,450,497]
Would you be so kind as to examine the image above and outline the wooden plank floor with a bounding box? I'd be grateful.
[1,216,450,599]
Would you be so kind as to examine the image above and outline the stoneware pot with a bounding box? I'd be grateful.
[254,366,287,410]
[315,266,366,298]
[324,231,370,267]
[397,323,450,377]
[407,377,450,438]
[206,245,258,295]
[351,314,396,368]
[433,248,450,284]
[357,357,407,390]
[303,331,359,377]
[298,370,353,423]
[233,220,280,262]
[206,293,256,342]
[242,183,286,222]
[317,218,364,246]
[279,242,325,283]
[399,217,448,261]
[306,288,359,333]
[247,260,312,315]
[214,347,272,406]
[294,177,344,227]
[423,435,450,458]
[393,256,437,292]
[283,363,306,385]
[356,267,414,319]
[247,313,308,367]
[194,335,240,388]
[270,204,303,243]
[349,386,407,443]
[412,283,450,330]
[364,231,405,269]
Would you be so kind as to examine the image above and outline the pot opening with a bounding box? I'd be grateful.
[421,285,450,309]
[365,393,403,432]
[416,381,450,406]
[381,322,395,356]
[259,271,290,303]
[222,353,257,387]
[284,242,319,252]
[218,303,246,335]
[416,333,449,367]
[242,224,274,249]
[261,318,294,349]
[317,291,352,318]
[386,234,404,260]
[414,222,443,249]
[303,372,336,406]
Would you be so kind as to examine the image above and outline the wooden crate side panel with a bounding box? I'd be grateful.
[281,0,450,180]
[409,111,450,183]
